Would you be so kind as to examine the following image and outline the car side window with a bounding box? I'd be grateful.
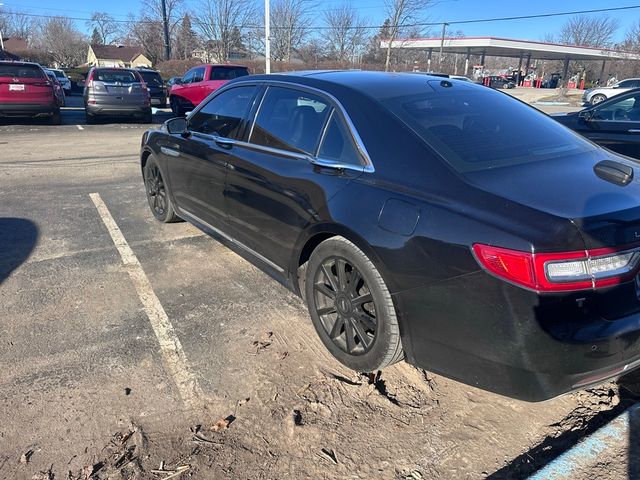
[592,94,640,122]
[188,86,257,138]
[250,87,331,155]
[182,69,196,84]
[192,67,205,83]
[617,80,634,88]
[318,111,363,166]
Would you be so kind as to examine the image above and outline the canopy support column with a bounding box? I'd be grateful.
[427,48,432,72]
[516,52,524,86]
[464,47,470,76]
[524,54,531,84]
[599,59,606,85]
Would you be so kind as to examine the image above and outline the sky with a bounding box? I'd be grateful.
[2,0,640,43]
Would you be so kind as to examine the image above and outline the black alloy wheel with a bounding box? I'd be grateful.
[305,237,403,372]
[144,158,180,223]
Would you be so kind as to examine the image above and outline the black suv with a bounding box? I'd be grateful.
[136,68,167,108]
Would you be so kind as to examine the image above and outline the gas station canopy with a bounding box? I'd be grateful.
[382,37,640,62]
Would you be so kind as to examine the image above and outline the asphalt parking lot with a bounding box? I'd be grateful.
[0,93,636,479]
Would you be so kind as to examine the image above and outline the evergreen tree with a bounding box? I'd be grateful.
[91,27,102,45]
[175,14,198,60]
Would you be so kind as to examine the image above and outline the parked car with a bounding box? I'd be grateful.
[582,78,640,105]
[0,61,60,124]
[169,64,250,115]
[83,67,152,124]
[136,67,167,108]
[140,71,640,401]
[486,76,515,89]
[552,88,640,159]
[47,68,72,92]
[43,68,66,107]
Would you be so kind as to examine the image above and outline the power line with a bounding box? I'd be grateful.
[2,3,640,31]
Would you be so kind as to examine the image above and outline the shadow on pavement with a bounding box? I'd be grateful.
[487,380,640,479]
[0,218,38,284]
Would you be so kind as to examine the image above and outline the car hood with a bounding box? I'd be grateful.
[464,149,640,248]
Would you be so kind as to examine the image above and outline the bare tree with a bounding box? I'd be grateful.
[31,17,87,66]
[556,15,619,48]
[624,19,640,51]
[0,9,34,44]
[323,4,367,63]
[383,0,432,71]
[193,0,255,62]
[123,14,165,64]
[87,12,120,45]
[271,0,312,62]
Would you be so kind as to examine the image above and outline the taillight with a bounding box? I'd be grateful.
[473,244,640,292]
[85,70,95,88]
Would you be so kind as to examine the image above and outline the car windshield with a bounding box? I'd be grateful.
[0,64,45,79]
[210,67,249,81]
[382,86,596,173]
[139,71,163,86]
[95,70,139,84]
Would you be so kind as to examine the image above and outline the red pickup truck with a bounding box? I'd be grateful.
[169,64,250,115]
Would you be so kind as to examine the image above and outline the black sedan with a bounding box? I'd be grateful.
[140,71,640,401]
[552,88,640,160]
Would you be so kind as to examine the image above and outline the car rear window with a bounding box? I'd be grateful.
[53,70,66,79]
[382,83,596,173]
[210,67,249,81]
[0,64,45,79]
[94,69,139,84]
[139,71,163,86]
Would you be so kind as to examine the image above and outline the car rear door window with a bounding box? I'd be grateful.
[210,67,250,81]
[139,71,163,87]
[188,85,258,138]
[250,87,331,155]
[318,111,363,166]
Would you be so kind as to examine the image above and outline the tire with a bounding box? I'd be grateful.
[305,236,403,372]
[591,94,607,105]
[170,96,183,116]
[143,156,180,223]
[50,109,61,125]
[141,111,153,124]
[85,111,96,125]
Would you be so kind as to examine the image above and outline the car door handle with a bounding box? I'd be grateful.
[213,136,235,149]
[160,146,181,157]
[628,129,640,133]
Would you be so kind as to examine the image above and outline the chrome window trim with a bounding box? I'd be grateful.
[183,79,375,173]
[315,108,335,158]
[177,207,285,274]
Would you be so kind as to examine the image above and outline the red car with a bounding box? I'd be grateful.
[169,64,249,115]
[0,61,61,124]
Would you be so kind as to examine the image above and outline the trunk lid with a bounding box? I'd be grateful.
[0,64,54,104]
[464,148,640,249]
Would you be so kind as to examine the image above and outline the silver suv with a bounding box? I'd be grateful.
[582,78,640,105]
[83,67,152,124]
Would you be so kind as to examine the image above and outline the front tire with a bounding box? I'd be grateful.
[144,156,180,223]
[591,94,607,105]
[170,96,183,116]
[305,237,403,372]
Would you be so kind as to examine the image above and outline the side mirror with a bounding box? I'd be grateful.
[166,117,188,135]
[579,109,595,121]
[175,78,183,85]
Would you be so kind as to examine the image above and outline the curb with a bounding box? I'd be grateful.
[528,404,639,479]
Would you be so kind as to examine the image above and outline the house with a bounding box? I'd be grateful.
[87,44,152,68]
[0,37,27,58]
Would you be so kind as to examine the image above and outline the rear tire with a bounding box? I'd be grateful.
[141,111,153,124]
[85,111,96,125]
[305,236,403,372]
[143,156,180,223]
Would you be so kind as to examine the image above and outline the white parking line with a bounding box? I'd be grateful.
[76,125,84,130]
[89,192,201,408]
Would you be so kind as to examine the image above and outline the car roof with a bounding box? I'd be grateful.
[0,60,42,67]
[235,70,482,101]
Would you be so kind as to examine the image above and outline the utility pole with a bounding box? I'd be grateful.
[0,3,5,51]
[161,0,171,61]
[439,22,448,68]
[265,0,271,74]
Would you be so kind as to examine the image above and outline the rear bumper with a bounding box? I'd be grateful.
[0,102,57,117]
[395,272,640,401]
[86,103,150,116]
